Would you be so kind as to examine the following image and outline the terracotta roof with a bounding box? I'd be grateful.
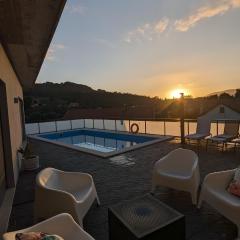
[63,106,156,120]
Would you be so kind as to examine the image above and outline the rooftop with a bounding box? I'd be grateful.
[8,138,240,240]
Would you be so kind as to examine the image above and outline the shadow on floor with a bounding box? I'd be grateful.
[8,138,240,240]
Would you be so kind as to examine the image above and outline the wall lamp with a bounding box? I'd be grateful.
[14,97,19,104]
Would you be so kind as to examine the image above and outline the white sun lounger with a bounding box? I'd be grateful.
[206,122,239,150]
[185,118,211,144]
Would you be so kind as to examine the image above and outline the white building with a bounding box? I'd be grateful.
[199,104,240,121]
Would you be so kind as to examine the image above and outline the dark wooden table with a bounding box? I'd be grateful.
[108,194,185,240]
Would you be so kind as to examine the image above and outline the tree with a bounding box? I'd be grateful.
[219,92,233,100]
[23,96,32,110]
[207,94,218,100]
[235,89,240,99]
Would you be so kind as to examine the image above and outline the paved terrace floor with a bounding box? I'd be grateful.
[8,139,240,240]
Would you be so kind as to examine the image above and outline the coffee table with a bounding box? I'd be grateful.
[108,194,185,240]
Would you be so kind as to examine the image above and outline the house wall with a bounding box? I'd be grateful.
[200,104,240,121]
[0,43,23,184]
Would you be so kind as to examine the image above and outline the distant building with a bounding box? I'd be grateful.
[31,98,41,108]
[199,104,240,121]
[68,102,80,109]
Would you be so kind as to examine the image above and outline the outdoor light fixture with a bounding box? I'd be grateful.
[14,97,19,103]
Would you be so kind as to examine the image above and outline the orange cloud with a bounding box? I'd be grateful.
[124,18,169,43]
[175,0,240,32]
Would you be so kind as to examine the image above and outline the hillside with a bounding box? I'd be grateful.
[24,82,240,123]
[207,89,237,96]
[24,82,164,122]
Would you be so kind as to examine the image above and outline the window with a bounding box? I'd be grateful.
[0,79,15,192]
[219,106,225,114]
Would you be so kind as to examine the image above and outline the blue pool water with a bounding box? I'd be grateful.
[38,129,158,153]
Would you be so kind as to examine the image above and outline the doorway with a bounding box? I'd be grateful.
[0,79,15,206]
[0,114,6,205]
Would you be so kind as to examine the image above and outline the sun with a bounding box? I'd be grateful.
[170,89,189,99]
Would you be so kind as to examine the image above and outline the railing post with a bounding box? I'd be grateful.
[70,120,73,130]
[163,120,166,136]
[84,119,86,128]
[180,93,185,144]
[129,120,131,133]
[55,121,57,132]
[145,120,147,134]
[38,122,40,134]
[93,119,95,129]
[115,119,117,132]
[103,119,105,130]
[187,121,190,135]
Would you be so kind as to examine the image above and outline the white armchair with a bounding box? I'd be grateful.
[34,168,100,227]
[3,213,95,240]
[151,148,200,205]
[198,169,240,239]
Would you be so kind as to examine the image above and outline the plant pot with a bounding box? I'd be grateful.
[17,151,24,171]
[23,155,39,171]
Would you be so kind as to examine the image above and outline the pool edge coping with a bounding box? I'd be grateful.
[28,129,174,158]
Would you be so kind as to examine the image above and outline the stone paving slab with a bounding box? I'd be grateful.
[8,138,240,240]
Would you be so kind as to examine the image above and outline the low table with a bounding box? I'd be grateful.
[108,194,185,240]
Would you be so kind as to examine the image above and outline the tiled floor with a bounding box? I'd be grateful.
[8,138,240,239]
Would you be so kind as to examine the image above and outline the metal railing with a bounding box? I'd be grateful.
[26,118,187,136]
[25,118,240,137]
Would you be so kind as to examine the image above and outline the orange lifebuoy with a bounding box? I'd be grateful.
[130,123,139,134]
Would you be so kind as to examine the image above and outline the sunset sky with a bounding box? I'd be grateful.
[37,0,240,98]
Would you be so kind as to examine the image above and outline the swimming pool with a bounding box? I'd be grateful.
[32,129,172,158]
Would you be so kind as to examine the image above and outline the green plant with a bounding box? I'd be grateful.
[19,142,35,159]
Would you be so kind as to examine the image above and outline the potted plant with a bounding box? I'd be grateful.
[19,142,39,171]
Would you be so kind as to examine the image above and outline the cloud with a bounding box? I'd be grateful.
[46,44,66,62]
[124,18,169,43]
[175,0,240,32]
[65,2,87,15]
[155,19,169,33]
[231,0,240,7]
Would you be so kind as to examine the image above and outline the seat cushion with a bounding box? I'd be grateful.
[185,133,208,140]
[208,136,228,142]
[15,232,64,240]
[227,168,240,197]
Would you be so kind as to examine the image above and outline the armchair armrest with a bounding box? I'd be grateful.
[3,214,95,240]
[203,169,236,189]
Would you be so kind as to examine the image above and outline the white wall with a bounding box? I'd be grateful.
[0,43,23,184]
[201,104,240,121]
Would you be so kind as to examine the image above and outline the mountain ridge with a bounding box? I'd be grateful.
[207,89,237,97]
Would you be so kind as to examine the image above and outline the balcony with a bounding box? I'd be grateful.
[7,120,240,239]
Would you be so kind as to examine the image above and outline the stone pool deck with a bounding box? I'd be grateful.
[8,138,240,239]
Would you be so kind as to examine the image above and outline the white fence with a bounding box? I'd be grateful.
[25,118,231,137]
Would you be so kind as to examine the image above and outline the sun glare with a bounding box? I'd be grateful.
[170,89,189,99]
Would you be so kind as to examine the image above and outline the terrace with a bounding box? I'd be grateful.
[8,133,240,239]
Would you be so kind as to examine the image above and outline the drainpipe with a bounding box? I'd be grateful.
[180,93,185,144]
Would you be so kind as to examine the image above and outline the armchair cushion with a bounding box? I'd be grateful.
[227,168,240,197]
[15,232,64,240]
